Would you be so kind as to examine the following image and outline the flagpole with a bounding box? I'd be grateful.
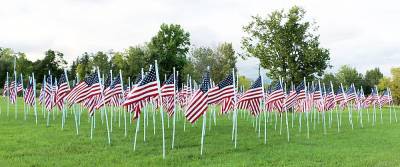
[232,68,239,147]
[133,68,145,150]
[155,60,166,159]
[142,68,147,142]
[6,72,9,118]
[20,74,26,120]
[282,79,290,142]
[119,70,127,137]
[376,85,383,125]
[97,67,111,144]
[305,78,309,139]
[319,80,326,135]
[172,68,177,149]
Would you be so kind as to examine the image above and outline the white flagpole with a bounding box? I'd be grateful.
[319,80,326,135]
[6,72,9,118]
[172,68,177,149]
[134,68,145,150]
[142,68,146,142]
[200,66,210,155]
[46,72,51,127]
[98,67,111,144]
[110,70,113,133]
[119,70,127,137]
[154,60,166,159]
[305,78,309,139]
[21,74,26,120]
[232,68,238,147]
[376,85,383,125]
[282,79,290,142]
[32,73,38,125]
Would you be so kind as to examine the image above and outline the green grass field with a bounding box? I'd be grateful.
[0,98,400,166]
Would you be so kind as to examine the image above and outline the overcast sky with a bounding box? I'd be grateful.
[0,0,399,80]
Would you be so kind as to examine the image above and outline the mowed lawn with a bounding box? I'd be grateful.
[0,98,400,167]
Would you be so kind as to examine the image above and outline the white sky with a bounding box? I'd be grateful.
[0,0,399,80]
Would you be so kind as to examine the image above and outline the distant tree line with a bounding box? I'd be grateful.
[0,24,238,89]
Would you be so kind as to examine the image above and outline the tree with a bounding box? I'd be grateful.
[363,68,383,94]
[378,67,400,104]
[321,72,339,90]
[110,52,126,76]
[335,65,363,89]
[242,6,330,84]
[125,46,148,80]
[91,51,110,76]
[16,53,33,79]
[216,42,237,81]
[147,23,190,81]
[190,47,216,82]
[34,50,67,82]
[75,53,92,80]
[238,76,251,90]
[0,48,16,86]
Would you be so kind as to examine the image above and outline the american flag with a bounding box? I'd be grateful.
[238,76,263,116]
[284,88,297,110]
[24,79,35,106]
[185,71,210,124]
[265,82,284,105]
[65,72,98,105]
[324,86,335,110]
[123,66,158,107]
[16,78,23,93]
[313,83,322,100]
[83,73,102,115]
[345,84,356,102]
[97,76,123,109]
[44,76,54,111]
[379,90,391,106]
[296,82,306,100]
[160,73,176,117]
[9,80,17,104]
[2,80,8,97]
[208,73,234,105]
[55,74,70,109]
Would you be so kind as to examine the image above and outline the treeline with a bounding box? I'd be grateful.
[0,24,238,88]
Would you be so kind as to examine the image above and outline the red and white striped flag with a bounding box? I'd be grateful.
[185,71,210,123]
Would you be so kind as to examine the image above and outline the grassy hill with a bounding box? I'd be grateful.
[0,98,399,166]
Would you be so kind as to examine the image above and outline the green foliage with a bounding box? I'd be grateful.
[238,75,251,90]
[190,43,237,83]
[91,51,110,76]
[335,65,363,89]
[321,73,339,90]
[378,67,400,104]
[364,68,383,94]
[242,6,330,84]
[147,23,190,81]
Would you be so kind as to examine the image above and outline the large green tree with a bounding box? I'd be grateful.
[91,51,110,75]
[363,68,383,94]
[34,50,67,82]
[147,23,190,81]
[242,6,330,84]
[125,46,148,80]
[335,65,363,89]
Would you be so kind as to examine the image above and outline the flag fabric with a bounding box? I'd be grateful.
[44,76,54,111]
[123,66,158,107]
[208,74,234,105]
[65,72,97,105]
[185,71,210,124]
[324,87,335,110]
[24,79,35,106]
[55,74,70,109]
[284,89,297,110]
[159,73,176,117]
[97,76,123,109]
[9,81,16,104]
[16,78,23,93]
[238,76,263,116]
[265,82,285,112]
[2,80,8,97]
